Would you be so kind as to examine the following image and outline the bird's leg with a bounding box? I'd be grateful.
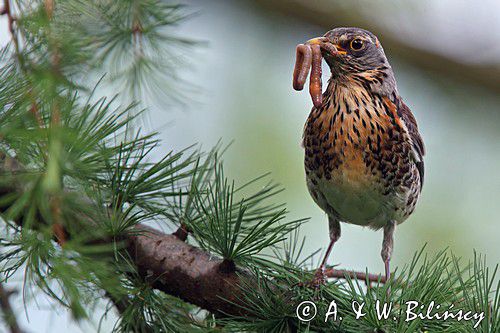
[311,217,341,286]
[381,220,396,282]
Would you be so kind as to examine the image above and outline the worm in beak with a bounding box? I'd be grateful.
[293,37,337,108]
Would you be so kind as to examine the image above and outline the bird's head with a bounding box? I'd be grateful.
[307,27,397,95]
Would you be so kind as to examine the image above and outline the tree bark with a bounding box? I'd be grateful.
[127,225,252,316]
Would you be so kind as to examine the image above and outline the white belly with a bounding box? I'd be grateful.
[307,169,408,229]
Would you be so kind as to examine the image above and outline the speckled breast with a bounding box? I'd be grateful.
[303,83,421,229]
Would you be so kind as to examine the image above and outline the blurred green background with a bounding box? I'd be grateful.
[1,0,499,331]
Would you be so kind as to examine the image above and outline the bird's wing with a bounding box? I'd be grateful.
[397,97,425,189]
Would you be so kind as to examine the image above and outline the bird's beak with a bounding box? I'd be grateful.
[306,37,327,45]
[306,37,347,55]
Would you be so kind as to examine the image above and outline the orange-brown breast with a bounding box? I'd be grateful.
[304,81,393,181]
[303,80,420,228]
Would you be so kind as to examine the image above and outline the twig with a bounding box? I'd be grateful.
[324,268,386,284]
[44,0,54,19]
[0,283,22,333]
[2,0,44,128]
[2,1,20,57]
[172,223,190,241]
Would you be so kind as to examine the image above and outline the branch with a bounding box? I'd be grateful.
[2,0,21,63]
[127,224,253,316]
[324,268,386,284]
[2,1,44,127]
[0,283,22,333]
[2,0,15,38]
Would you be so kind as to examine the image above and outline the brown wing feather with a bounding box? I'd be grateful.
[396,97,425,188]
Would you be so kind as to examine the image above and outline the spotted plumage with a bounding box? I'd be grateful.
[299,27,425,283]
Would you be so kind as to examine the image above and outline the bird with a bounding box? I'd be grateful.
[297,27,425,284]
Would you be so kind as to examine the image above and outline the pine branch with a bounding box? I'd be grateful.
[0,152,383,319]
[0,151,256,316]
[127,224,253,317]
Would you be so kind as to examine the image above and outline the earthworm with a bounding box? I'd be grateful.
[293,42,327,108]
[292,44,312,91]
[309,44,322,108]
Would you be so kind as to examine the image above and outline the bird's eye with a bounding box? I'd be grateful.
[350,38,365,51]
